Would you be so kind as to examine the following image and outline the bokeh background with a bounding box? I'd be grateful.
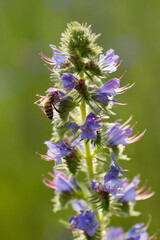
[1,0,160,239]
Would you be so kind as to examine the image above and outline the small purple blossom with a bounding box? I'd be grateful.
[103,152,127,196]
[105,117,145,146]
[91,180,103,193]
[69,210,99,237]
[100,49,119,73]
[125,221,158,240]
[66,112,101,140]
[80,112,100,140]
[125,222,149,240]
[110,151,126,175]
[66,122,80,133]
[60,73,77,91]
[98,78,121,96]
[91,152,126,196]
[50,45,67,66]
[42,140,75,165]
[92,92,117,104]
[40,45,67,70]
[120,177,154,203]
[92,77,131,104]
[92,78,120,103]
[43,168,78,193]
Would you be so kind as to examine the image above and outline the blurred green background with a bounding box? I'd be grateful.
[1,0,160,239]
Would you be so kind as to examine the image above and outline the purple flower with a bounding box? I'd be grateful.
[43,168,78,193]
[103,152,127,196]
[110,151,126,175]
[60,73,77,91]
[40,45,67,70]
[92,92,117,104]
[69,211,99,237]
[66,122,80,134]
[80,112,100,140]
[42,140,75,165]
[50,45,67,66]
[92,77,131,104]
[105,117,145,146]
[120,177,140,203]
[66,112,100,140]
[120,177,154,203]
[92,78,120,103]
[92,75,133,104]
[106,226,124,240]
[91,152,126,197]
[100,49,119,73]
[125,223,149,240]
[98,78,120,96]
[91,180,103,193]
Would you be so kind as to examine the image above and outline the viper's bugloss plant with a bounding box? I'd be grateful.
[36,22,157,240]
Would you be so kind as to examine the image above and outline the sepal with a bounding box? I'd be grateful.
[89,191,110,212]
[65,149,81,175]
[58,97,76,122]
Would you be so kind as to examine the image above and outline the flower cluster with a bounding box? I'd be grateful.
[36,22,156,239]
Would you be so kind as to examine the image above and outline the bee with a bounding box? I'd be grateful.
[43,91,60,119]
[35,90,60,120]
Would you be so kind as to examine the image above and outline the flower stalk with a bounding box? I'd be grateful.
[80,102,94,180]
[36,22,157,240]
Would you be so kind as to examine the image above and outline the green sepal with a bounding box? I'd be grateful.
[84,61,102,77]
[89,191,110,212]
[69,55,85,73]
[58,98,76,122]
[65,150,81,175]
[92,131,102,147]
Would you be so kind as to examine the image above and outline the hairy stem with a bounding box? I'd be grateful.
[85,140,94,180]
[80,102,94,180]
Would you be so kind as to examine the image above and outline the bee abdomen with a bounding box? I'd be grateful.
[44,103,53,119]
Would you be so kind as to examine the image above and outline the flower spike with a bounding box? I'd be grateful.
[36,22,157,240]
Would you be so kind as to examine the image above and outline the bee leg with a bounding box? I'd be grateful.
[54,106,61,113]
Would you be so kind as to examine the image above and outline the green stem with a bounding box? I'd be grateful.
[80,102,94,180]
[85,140,94,180]
[80,101,86,124]
[79,74,102,227]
